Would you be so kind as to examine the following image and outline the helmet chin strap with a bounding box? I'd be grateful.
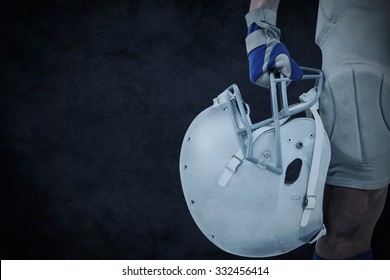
[299,91,326,227]
[217,117,288,187]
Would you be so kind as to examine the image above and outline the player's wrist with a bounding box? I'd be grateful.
[245,8,278,27]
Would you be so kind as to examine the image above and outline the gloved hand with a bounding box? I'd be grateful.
[245,8,303,88]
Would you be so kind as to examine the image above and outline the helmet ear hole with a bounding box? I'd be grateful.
[284,158,303,186]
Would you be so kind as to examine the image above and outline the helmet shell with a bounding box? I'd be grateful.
[180,103,330,257]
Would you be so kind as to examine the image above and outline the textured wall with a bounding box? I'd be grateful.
[1,0,388,259]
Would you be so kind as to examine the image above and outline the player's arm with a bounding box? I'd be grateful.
[246,0,302,87]
[250,0,280,11]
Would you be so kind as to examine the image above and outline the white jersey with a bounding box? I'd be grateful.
[315,0,390,70]
[315,0,390,189]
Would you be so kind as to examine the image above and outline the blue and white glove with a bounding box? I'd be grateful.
[245,8,303,88]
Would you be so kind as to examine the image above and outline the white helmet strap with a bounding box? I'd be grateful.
[300,96,325,227]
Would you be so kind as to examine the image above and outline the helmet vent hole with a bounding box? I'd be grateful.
[296,141,304,149]
[284,158,302,186]
[190,200,195,205]
[187,137,191,142]
[184,165,188,170]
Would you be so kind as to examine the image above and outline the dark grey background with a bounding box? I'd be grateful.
[1,0,389,259]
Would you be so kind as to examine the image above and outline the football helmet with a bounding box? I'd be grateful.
[179,67,331,257]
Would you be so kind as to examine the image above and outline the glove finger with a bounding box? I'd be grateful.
[257,72,271,88]
[274,54,291,77]
[248,45,266,84]
[269,43,303,81]
[289,58,303,81]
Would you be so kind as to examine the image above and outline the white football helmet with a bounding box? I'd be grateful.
[179,67,331,258]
